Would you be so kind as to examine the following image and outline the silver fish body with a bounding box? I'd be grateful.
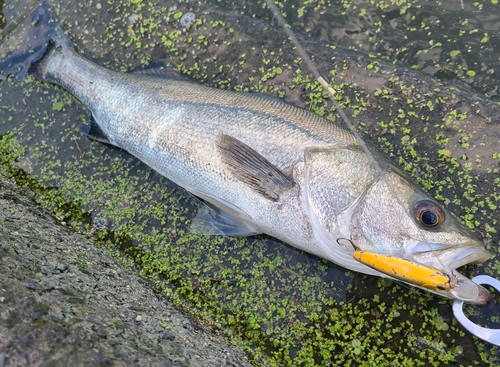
[1,8,491,303]
[44,44,356,258]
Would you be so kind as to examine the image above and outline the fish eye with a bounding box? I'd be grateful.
[414,201,444,229]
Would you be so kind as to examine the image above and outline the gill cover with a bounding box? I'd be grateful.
[303,146,377,266]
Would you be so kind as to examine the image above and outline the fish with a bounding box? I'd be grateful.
[0,3,492,304]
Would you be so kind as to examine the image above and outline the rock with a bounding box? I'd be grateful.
[0,178,252,367]
[180,12,196,28]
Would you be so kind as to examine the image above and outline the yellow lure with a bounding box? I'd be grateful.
[353,250,456,291]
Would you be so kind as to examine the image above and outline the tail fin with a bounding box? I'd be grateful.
[0,2,72,82]
[27,39,60,82]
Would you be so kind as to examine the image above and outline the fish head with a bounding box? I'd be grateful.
[348,170,491,273]
[304,146,491,303]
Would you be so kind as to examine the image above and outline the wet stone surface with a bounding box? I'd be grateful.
[0,0,499,365]
[0,178,251,367]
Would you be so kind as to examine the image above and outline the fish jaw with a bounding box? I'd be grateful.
[406,240,491,274]
[403,241,492,304]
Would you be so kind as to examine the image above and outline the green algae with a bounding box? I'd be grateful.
[0,0,499,366]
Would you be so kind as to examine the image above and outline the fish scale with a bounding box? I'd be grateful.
[0,4,491,303]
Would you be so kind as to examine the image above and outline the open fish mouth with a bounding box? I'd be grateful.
[353,248,492,305]
[409,241,491,272]
[409,243,492,304]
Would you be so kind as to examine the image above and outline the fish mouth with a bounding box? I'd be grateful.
[407,241,492,304]
[409,241,492,271]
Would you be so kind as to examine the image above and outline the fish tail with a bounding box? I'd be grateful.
[0,2,73,82]
[28,39,60,83]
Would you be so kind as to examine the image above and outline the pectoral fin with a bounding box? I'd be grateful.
[217,134,295,201]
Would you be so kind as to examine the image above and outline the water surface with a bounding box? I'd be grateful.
[1,0,499,366]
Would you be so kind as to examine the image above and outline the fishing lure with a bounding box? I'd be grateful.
[352,250,456,292]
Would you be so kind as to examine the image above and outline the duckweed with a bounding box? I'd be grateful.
[0,0,499,366]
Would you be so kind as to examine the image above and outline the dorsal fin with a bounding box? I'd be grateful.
[130,63,191,81]
[247,90,293,105]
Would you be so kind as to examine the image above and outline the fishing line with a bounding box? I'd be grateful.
[264,0,382,177]
[264,0,448,272]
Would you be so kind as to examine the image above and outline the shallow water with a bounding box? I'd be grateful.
[1,0,499,366]
[221,0,500,99]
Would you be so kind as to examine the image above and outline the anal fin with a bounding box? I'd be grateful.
[81,115,112,144]
[216,134,295,201]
